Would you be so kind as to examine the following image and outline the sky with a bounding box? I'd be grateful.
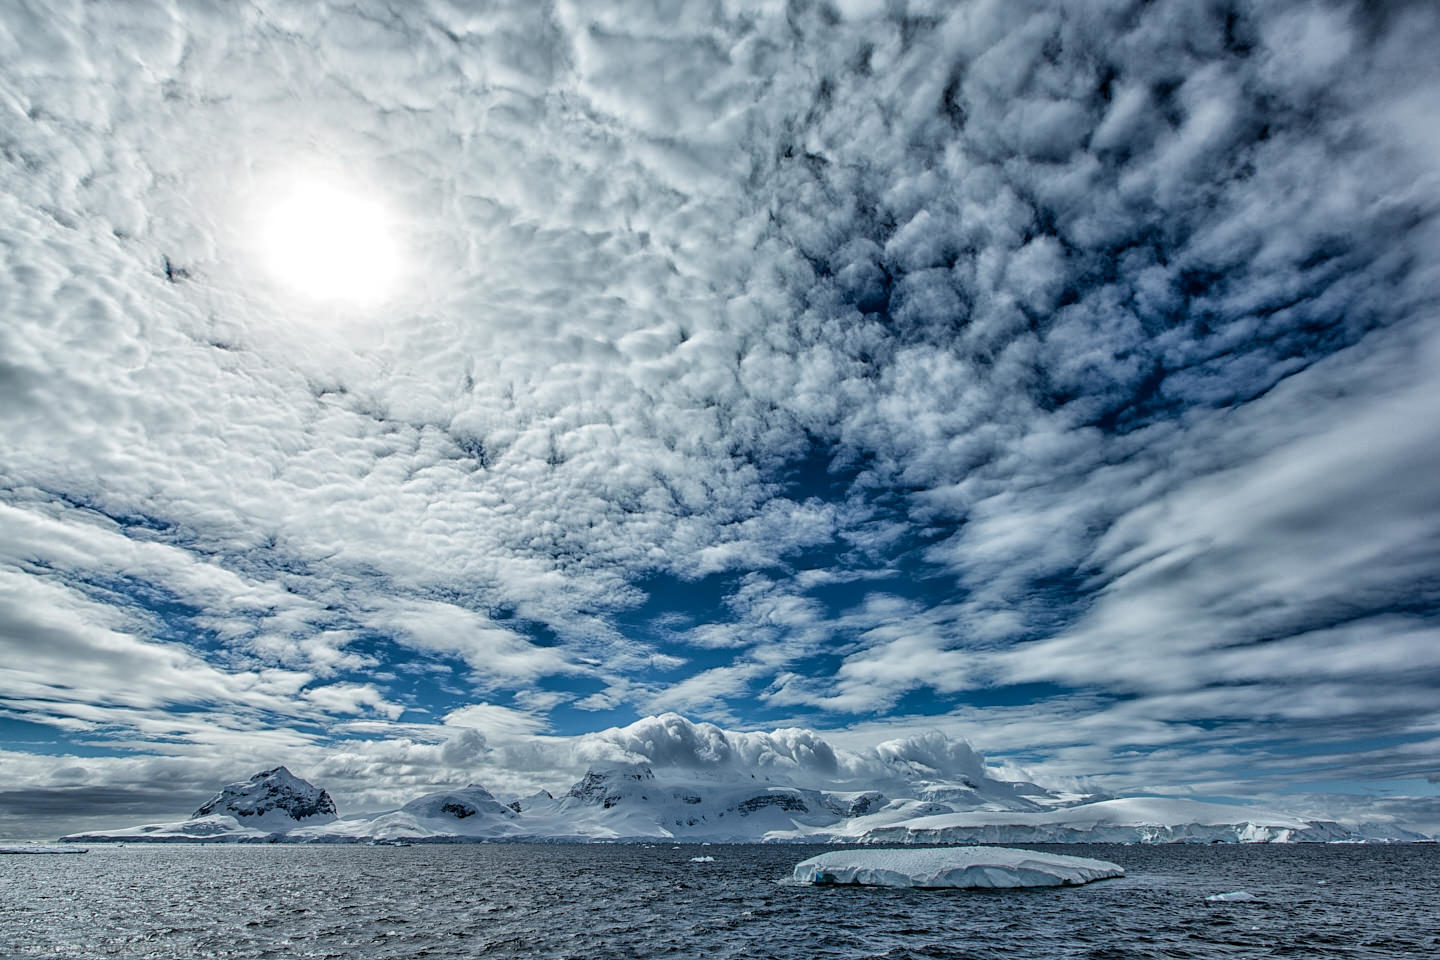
[2,0,1440,839]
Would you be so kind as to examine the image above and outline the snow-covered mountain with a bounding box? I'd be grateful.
[504,765,861,841]
[290,765,900,843]
[193,766,337,827]
[54,717,1428,844]
[59,763,1425,844]
[61,766,337,842]
[300,784,525,842]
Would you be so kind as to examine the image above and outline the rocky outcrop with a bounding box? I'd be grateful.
[564,766,655,808]
[192,766,337,827]
[733,792,809,815]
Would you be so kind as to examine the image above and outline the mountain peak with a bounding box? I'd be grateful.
[398,783,516,822]
[192,767,337,827]
[565,765,656,807]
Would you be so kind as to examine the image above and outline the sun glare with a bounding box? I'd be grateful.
[258,179,400,304]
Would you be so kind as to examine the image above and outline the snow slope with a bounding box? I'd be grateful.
[294,784,524,842]
[517,766,851,840]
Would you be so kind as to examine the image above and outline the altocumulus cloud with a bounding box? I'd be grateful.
[2,0,1440,834]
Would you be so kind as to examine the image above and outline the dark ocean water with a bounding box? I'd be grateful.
[2,843,1437,959]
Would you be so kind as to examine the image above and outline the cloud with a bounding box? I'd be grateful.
[367,599,581,684]
[990,327,1440,698]
[566,713,995,790]
[1,0,1439,813]
[443,702,550,738]
[0,566,314,722]
[2,710,1438,839]
[302,683,405,720]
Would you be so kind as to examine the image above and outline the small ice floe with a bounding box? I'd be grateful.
[792,847,1123,889]
[689,855,716,862]
[1206,891,1260,902]
[0,845,88,855]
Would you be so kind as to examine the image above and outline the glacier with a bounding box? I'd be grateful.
[793,847,1124,888]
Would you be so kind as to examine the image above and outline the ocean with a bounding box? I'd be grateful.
[2,842,1437,958]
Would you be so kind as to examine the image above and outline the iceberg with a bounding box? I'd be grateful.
[792,847,1124,889]
[1206,891,1260,902]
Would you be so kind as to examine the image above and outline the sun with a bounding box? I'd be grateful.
[258,178,401,304]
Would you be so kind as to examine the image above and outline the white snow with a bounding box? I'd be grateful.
[469,765,863,841]
[58,762,1419,844]
[825,796,1354,844]
[61,813,274,843]
[398,784,517,822]
[292,784,526,842]
[60,767,335,843]
[191,766,336,830]
[792,847,1125,889]
[507,789,554,813]
[1206,891,1260,902]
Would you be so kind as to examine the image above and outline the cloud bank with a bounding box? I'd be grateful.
[1,0,1438,831]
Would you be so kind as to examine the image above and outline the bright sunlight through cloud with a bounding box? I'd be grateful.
[257,178,400,304]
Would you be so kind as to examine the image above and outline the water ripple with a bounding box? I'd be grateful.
[2,843,1438,959]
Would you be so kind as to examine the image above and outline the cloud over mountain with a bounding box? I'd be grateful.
[2,0,1438,834]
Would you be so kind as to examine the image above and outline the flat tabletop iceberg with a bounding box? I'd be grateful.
[793,847,1124,889]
